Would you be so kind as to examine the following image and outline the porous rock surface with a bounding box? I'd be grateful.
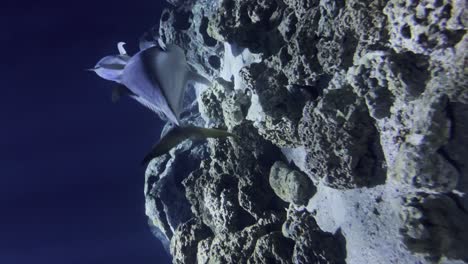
[145,0,467,263]
[269,161,316,205]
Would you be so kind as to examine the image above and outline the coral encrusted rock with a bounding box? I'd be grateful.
[144,0,468,263]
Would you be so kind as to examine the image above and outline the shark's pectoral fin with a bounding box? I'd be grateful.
[112,85,134,103]
[141,126,235,165]
[188,70,212,87]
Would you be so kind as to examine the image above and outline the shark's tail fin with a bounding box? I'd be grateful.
[142,126,235,165]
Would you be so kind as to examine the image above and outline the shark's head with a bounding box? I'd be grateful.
[90,54,130,83]
[89,42,130,83]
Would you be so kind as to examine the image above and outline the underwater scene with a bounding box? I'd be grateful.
[2,0,467,263]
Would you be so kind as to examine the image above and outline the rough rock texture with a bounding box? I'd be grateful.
[269,161,316,205]
[400,193,468,262]
[299,76,387,189]
[247,231,294,264]
[241,62,305,147]
[159,1,223,78]
[283,208,347,264]
[144,0,468,263]
[145,90,208,252]
[384,0,466,55]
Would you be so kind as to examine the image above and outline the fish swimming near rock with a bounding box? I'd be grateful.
[90,40,234,163]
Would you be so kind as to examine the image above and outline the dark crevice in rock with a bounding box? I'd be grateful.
[316,74,332,92]
[441,102,468,181]
[440,4,452,19]
[401,24,411,39]
[173,149,205,192]
[146,176,158,195]
[437,148,462,175]
[237,207,257,229]
[446,192,468,214]
[443,29,466,47]
[200,17,218,47]
[392,51,430,98]
[279,47,292,65]
[173,10,193,31]
[334,228,348,261]
[264,29,287,57]
[353,126,387,187]
[291,84,321,101]
[266,190,290,216]
[208,55,221,69]
[156,198,173,238]
[341,33,358,69]
[161,11,170,22]
[285,14,297,40]
[161,34,168,46]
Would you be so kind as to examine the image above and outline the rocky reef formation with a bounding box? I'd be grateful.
[145,0,467,263]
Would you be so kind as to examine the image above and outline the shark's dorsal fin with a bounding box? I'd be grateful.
[117,42,127,55]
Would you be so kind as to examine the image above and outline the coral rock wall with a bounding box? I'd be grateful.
[145,0,467,263]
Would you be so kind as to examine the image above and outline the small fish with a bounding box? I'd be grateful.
[90,41,234,163]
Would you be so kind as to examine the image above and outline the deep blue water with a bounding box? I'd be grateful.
[0,1,171,263]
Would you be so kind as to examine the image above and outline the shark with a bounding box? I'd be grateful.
[90,40,234,164]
